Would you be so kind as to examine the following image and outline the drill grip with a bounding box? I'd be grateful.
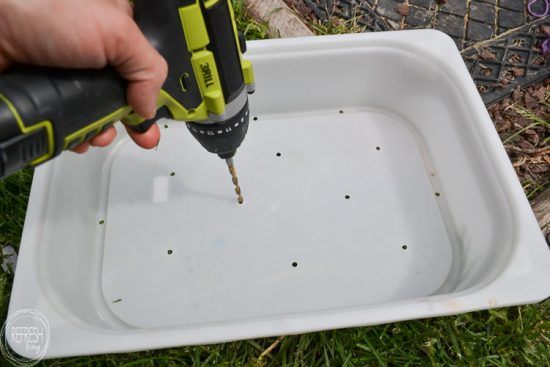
[0,65,147,178]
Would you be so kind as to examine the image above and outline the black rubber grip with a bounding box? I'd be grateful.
[0,128,48,178]
[0,65,133,177]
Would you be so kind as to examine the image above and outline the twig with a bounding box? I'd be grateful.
[461,18,547,55]
[258,335,285,361]
[502,121,547,144]
[512,156,527,168]
[504,145,550,155]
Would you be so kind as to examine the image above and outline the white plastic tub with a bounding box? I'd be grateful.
[8,30,550,358]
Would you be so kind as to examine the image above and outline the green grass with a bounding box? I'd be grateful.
[1,3,550,366]
[10,304,548,366]
[0,169,33,319]
[501,105,550,145]
[232,0,269,41]
[282,1,366,36]
[505,101,549,202]
[307,16,367,35]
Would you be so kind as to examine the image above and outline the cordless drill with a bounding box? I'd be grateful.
[0,0,254,201]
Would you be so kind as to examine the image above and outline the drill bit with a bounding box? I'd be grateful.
[226,158,244,204]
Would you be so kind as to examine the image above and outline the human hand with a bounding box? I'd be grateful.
[0,0,167,153]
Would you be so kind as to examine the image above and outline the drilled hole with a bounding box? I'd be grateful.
[99,220,105,225]
[170,172,175,176]
[164,124,168,129]
[253,116,258,121]
[276,152,281,157]
[339,110,344,114]
[402,245,408,250]
[345,195,350,199]
[376,146,381,151]
[167,249,173,255]
[435,192,441,197]
[292,262,298,267]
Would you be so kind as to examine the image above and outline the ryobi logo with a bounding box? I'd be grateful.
[200,63,214,88]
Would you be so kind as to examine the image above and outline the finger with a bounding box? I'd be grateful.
[105,15,168,119]
[113,0,133,16]
[89,126,117,147]
[125,123,160,149]
[72,142,90,154]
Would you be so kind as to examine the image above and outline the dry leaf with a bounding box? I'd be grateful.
[396,3,409,16]
[518,139,535,151]
[497,119,512,132]
[512,67,525,77]
[512,86,522,102]
[532,86,546,102]
[480,49,497,61]
[516,116,532,127]
[525,130,540,146]
[524,93,538,109]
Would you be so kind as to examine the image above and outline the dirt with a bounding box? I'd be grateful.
[487,79,550,200]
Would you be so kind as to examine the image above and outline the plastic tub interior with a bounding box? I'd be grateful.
[9,30,550,358]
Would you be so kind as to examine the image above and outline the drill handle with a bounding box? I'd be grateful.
[0,65,149,178]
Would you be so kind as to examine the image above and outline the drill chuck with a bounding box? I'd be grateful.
[186,97,250,159]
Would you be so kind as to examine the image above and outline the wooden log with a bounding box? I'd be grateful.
[244,0,314,38]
